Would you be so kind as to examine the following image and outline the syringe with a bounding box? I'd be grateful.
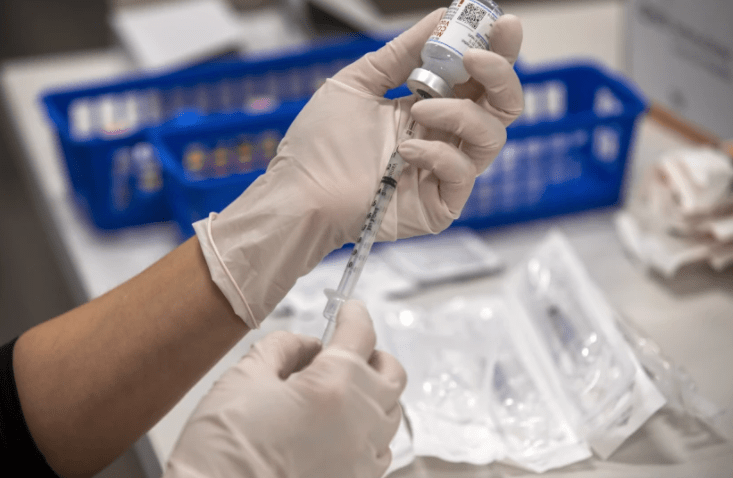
[322,117,418,342]
[320,0,504,341]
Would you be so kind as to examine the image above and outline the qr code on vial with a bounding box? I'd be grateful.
[457,3,487,30]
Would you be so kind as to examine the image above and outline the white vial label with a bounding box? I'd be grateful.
[428,0,501,56]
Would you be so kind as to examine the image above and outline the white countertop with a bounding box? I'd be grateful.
[2,2,732,477]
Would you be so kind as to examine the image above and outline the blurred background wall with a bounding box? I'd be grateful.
[0,0,111,61]
[0,0,111,343]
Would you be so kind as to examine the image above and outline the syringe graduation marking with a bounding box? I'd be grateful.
[322,118,418,328]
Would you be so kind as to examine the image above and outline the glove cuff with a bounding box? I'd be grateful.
[194,213,259,329]
[193,171,343,329]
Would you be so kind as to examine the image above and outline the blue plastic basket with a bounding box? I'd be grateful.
[154,103,304,238]
[41,35,389,229]
[154,81,411,238]
[153,59,646,238]
[454,61,647,229]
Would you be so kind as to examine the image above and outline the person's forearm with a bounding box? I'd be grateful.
[13,236,248,478]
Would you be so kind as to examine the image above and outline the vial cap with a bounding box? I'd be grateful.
[407,68,454,100]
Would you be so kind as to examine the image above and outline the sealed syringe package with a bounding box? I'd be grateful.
[371,231,668,473]
[503,231,666,458]
[374,296,591,473]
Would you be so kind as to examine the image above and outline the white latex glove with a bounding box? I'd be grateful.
[164,300,407,478]
[194,9,524,328]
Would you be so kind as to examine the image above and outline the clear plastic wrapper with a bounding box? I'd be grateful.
[483,300,591,471]
[512,236,637,429]
[505,231,666,458]
[378,228,504,295]
[274,249,413,338]
[615,315,724,430]
[277,231,669,471]
[378,299,501,465]
[375,297,590,472]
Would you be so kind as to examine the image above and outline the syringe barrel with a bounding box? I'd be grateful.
[321,116,416,342]
[322,158,402,330]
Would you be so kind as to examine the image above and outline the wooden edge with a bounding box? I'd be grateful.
[646,102,721,147]
[646,102,733,161]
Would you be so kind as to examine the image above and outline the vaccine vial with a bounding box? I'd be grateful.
[183,143,208,178]
[235,136,254,174]
[407,0,503,99]
[132,142,162,193]
[213,141,231,177]
[259,131,281,163]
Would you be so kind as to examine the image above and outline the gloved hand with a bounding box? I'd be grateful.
[194,9,524,328]
[164,300,407,478]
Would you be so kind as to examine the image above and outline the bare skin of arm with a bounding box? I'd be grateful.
[12,236,248,478]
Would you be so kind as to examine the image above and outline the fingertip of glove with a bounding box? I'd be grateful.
[295,333,323,349]
[492,13,523,39]
[339,299,369,321]
[496,13,522,25]
[462,48,516,85]
[396,140,419,159]
[462,48,505,67]
[487,14,523,64]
